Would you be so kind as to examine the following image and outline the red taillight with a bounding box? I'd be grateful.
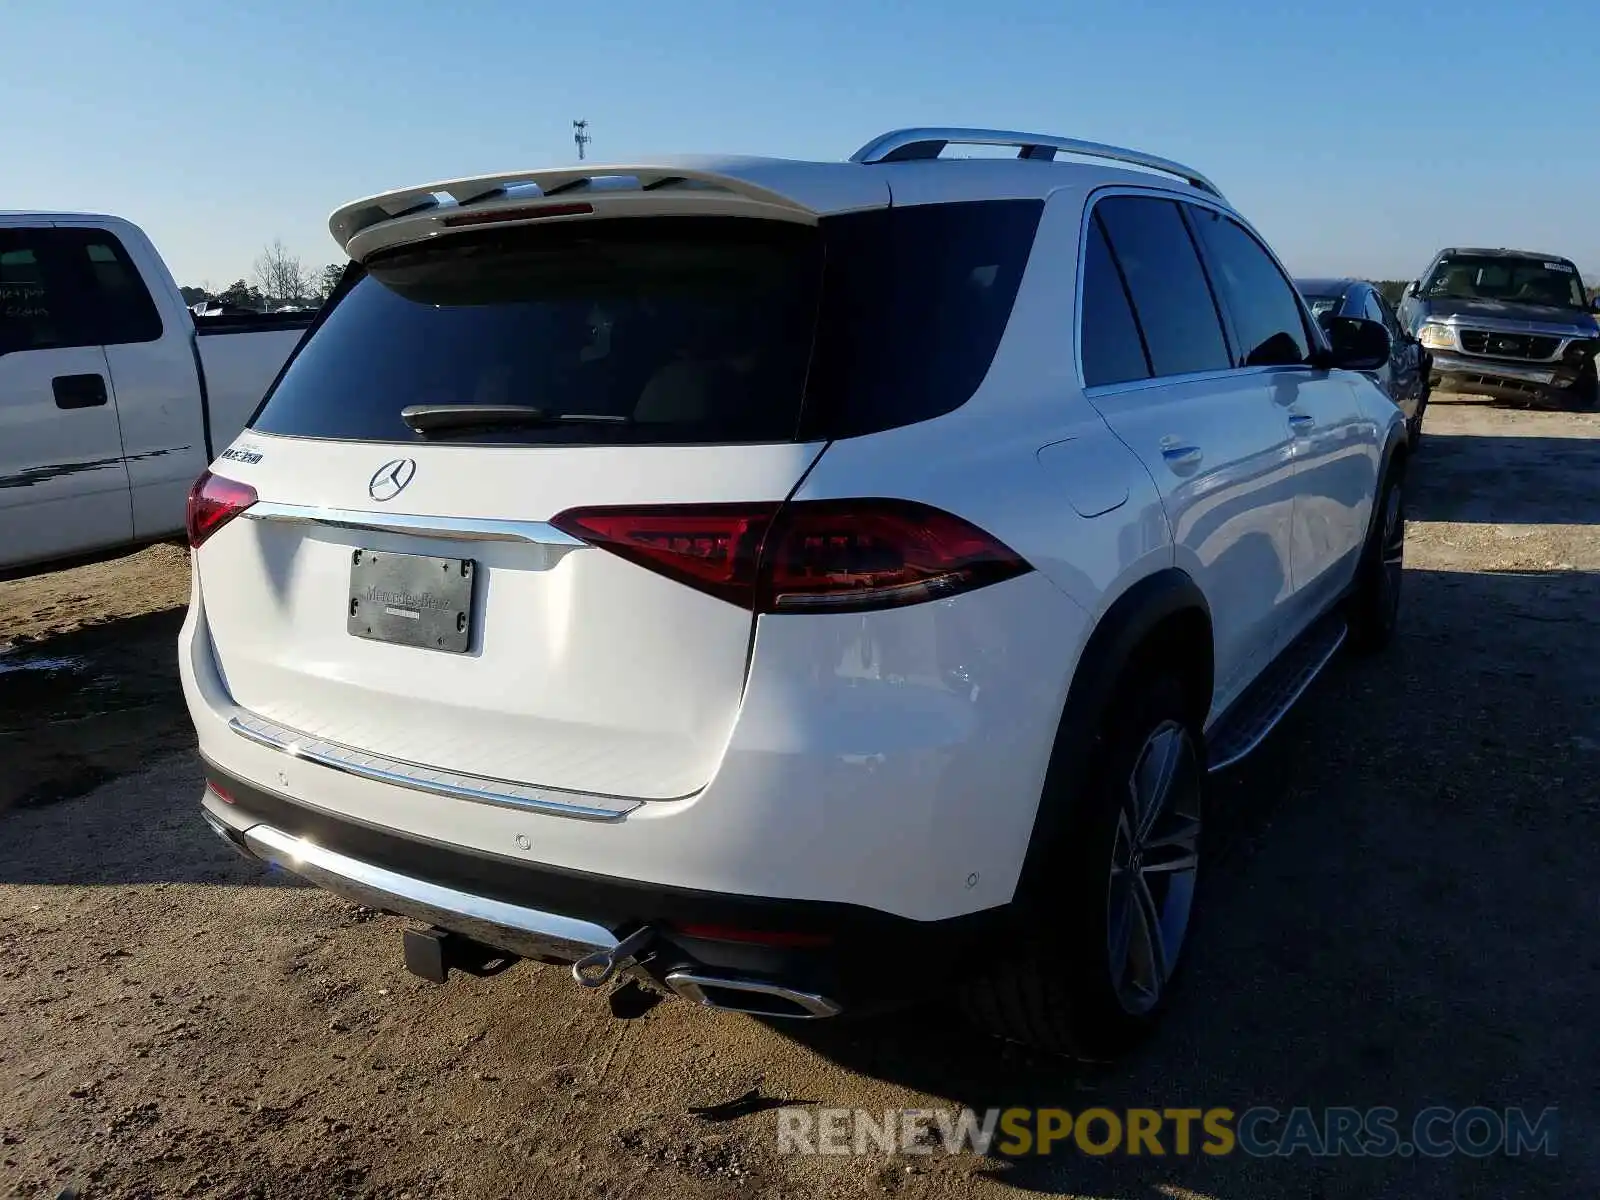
[550,499,1030,614]
[186,471,258,549]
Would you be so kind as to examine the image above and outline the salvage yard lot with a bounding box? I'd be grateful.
[2,400,1598,1199]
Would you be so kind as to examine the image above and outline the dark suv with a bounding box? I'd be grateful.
[1397,248,1600,408]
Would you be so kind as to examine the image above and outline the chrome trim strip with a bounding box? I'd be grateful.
[242,500,586,548]
[664,971,843,1019]
[849,126,1224,197]
[228,711,641,822]
[1206,623,1348,774]
[239,823,619,962]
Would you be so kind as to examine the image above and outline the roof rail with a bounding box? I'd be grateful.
[848,127,1223,198]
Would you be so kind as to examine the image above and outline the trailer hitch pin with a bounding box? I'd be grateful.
[572,926,654,989]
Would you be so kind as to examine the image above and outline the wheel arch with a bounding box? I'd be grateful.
[1011,567,1213,912]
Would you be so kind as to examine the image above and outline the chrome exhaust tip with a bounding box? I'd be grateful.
[664,970,841,1019]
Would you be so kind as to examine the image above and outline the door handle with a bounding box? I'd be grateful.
[53,374,108,410]
[1288,413,1315,433]
[1161,445,1203,468]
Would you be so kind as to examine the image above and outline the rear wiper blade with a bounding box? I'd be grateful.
[400,404,630,436]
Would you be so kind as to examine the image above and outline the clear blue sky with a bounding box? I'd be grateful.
[6,0,1596,288]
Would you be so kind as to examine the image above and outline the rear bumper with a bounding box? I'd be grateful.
[180,565,1088,923]
[200,765,1021,1016]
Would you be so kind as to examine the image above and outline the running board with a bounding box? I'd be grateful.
[1205,616,1347,773]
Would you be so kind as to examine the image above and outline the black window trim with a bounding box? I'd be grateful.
[1075,185,1330,395]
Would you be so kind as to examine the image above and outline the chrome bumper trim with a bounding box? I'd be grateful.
[242,500,586,549]
[235,821,619,962]
[228,711,641,822]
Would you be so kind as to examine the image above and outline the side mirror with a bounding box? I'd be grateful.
[1404,280,1420,298]
[1591,294,1600,313]
[1321,315,1391,372]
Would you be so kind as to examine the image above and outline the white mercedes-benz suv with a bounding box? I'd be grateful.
[184,127,1408,1058]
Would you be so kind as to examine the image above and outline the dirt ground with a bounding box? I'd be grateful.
[2,400,1598,1199]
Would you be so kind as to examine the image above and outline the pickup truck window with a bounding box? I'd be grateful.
[79,237,163,344]
[0,228,162,354]
[1,237,69,353]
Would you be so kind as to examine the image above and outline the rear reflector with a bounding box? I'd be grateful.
[186,471,258,549]
[550,499,1029,614]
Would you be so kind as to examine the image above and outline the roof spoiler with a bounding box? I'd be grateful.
[328,161,879,261]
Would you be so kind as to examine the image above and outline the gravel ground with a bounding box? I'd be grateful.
[2,399,1597,1199]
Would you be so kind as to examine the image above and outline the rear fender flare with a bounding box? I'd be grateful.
[1011,568,1211,913]
[1365,422,1410,545]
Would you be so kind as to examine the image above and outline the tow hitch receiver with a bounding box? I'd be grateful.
[402,927,518,984]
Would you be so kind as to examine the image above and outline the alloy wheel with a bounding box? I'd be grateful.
[1106,720,1202,1016]
[1379,483,1405,627]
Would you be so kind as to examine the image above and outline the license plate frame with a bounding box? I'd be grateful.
[347,548,475,654]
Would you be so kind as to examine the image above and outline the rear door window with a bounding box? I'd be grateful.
[1185,205,1311,368]
[1092,195,1231,378]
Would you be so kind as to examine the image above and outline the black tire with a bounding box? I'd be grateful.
[1347,465,1406,653]
[1407,393,1428,446]
[961,673,1204,1060]
[1576,362,1599,412]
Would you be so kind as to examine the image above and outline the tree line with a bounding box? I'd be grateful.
[181,240,343,312]
[176,254,1592,317]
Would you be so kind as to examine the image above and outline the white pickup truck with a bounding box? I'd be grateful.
[1,212,315,576]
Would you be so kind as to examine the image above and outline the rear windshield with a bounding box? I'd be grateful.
[250,203,1042,446]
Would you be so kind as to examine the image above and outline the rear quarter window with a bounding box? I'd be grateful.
[804,199,1043,438]
[1078,215,1151,387]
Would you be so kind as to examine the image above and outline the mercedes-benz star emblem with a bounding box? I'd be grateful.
[368,458,417,502]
